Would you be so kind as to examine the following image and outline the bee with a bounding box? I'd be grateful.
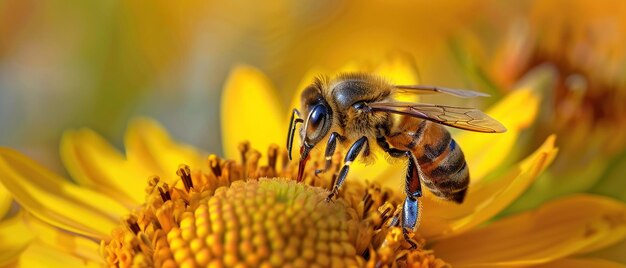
[286,73,506,247]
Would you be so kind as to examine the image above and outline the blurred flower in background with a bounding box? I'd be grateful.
[0,0,222,171]
[449,0,626,215]
[0,0,488,173]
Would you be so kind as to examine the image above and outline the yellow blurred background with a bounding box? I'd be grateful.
[1,0,625,212]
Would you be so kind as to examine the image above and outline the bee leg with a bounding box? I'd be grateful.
[315,132,343,176]
[376,135,421,249]
[376,136,407,157]
[286,108,303,161]
[402,152,422,249]
[326,136,369,201]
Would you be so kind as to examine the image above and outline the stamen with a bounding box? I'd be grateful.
[207,155,222,177]
[145,176,160,195]
[281,149,289,170]
[176,165,193,192]
[158,184,171,202]
[361,248,370,260]
[329,174,337,192]
[379,203,394,222]
[138,233,154,255]
[126,216,141,235]
[382,191,390,203]
[156,202,175,232]
[246,150,261,179]
[388,205,403,228]
[267,144,279,173]
[239,141,250,178]
[220,160,236,185]
[363,192,374,217]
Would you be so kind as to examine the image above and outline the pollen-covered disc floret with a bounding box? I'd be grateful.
[101,143,449,267]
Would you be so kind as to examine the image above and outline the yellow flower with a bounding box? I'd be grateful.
[1,62,626,267]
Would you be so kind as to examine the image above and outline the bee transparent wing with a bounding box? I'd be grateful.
[393,85,490,98]
[367,102,507,133]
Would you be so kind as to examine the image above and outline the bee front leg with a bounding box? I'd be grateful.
[327,136,369,201]
[315,132,343,176]
[376,135,421,249]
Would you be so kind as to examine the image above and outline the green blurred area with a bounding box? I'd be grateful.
[1,0,625,208]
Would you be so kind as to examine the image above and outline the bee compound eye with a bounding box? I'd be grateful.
[309,105,326,128]
[305,104,330,143]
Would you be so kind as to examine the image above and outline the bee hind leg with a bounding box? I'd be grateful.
[326,136,369,201]
[402,152,422,249]
[376,135,421,249]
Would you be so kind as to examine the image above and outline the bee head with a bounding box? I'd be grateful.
[299,83,333,158]
[288,79,333,182]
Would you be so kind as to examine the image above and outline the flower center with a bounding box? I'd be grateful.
[101,143,449,267]
[165,179,360,267]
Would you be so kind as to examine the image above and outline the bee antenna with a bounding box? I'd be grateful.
[286,108,303,160]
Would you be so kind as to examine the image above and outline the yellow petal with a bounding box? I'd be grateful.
[450,135,558,234]
[0,184,11,218]
[0,215,35,266]
[124,118,203,180]
[374,53,421,85]
[585,238,626,264]
[577,208,626,255]
[457,67,554,182]
[533,258,626,268]
[419,135,558,239]
[11,242,102,267]
[334,53,420,85]
[432,195,626,267]
[61,129,145,205]
[221,65,284,161]
[0,148,127,239]
[23,213,102,264]
[336,60,370,74]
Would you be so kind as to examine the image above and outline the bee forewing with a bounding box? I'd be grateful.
[392,85,490,98]
[368,102,507,133]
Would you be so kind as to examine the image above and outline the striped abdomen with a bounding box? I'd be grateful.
[387,118,469,203]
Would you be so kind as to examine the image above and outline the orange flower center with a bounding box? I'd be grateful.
[101,143,449,267]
